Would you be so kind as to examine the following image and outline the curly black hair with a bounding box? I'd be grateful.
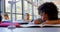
[38,2,58,20]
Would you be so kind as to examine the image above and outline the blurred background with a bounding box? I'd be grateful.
[0,0,60,32]
[1,0,60,22]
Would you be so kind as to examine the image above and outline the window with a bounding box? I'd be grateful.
[5,0,41,21]
[34,6,39,19]
[24,0,33,20]
[5,0,22,21]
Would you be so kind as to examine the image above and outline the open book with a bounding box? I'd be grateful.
[20,24,60,27]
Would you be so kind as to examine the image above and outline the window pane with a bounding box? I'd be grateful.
[34,6,38,15]
[8,14,15,20]
[16,15,22,20]
[5,0,22,21]
[33,0,38,5]
[34,6,39,19]
[8,13,22,21]
[28,4,32,15]
[24,1,28,13]
[5,0,11,12]
[24,1,32,20]
[16,0,22,13]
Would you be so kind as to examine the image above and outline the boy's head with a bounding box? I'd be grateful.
[4,13,9,20]
[38,2,58,20]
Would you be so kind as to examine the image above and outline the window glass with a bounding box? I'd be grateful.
[5,0,22,21]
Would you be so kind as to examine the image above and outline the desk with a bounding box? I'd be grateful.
[0,27,60,32]
[19,24,60,28]
[0,24,60,32]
